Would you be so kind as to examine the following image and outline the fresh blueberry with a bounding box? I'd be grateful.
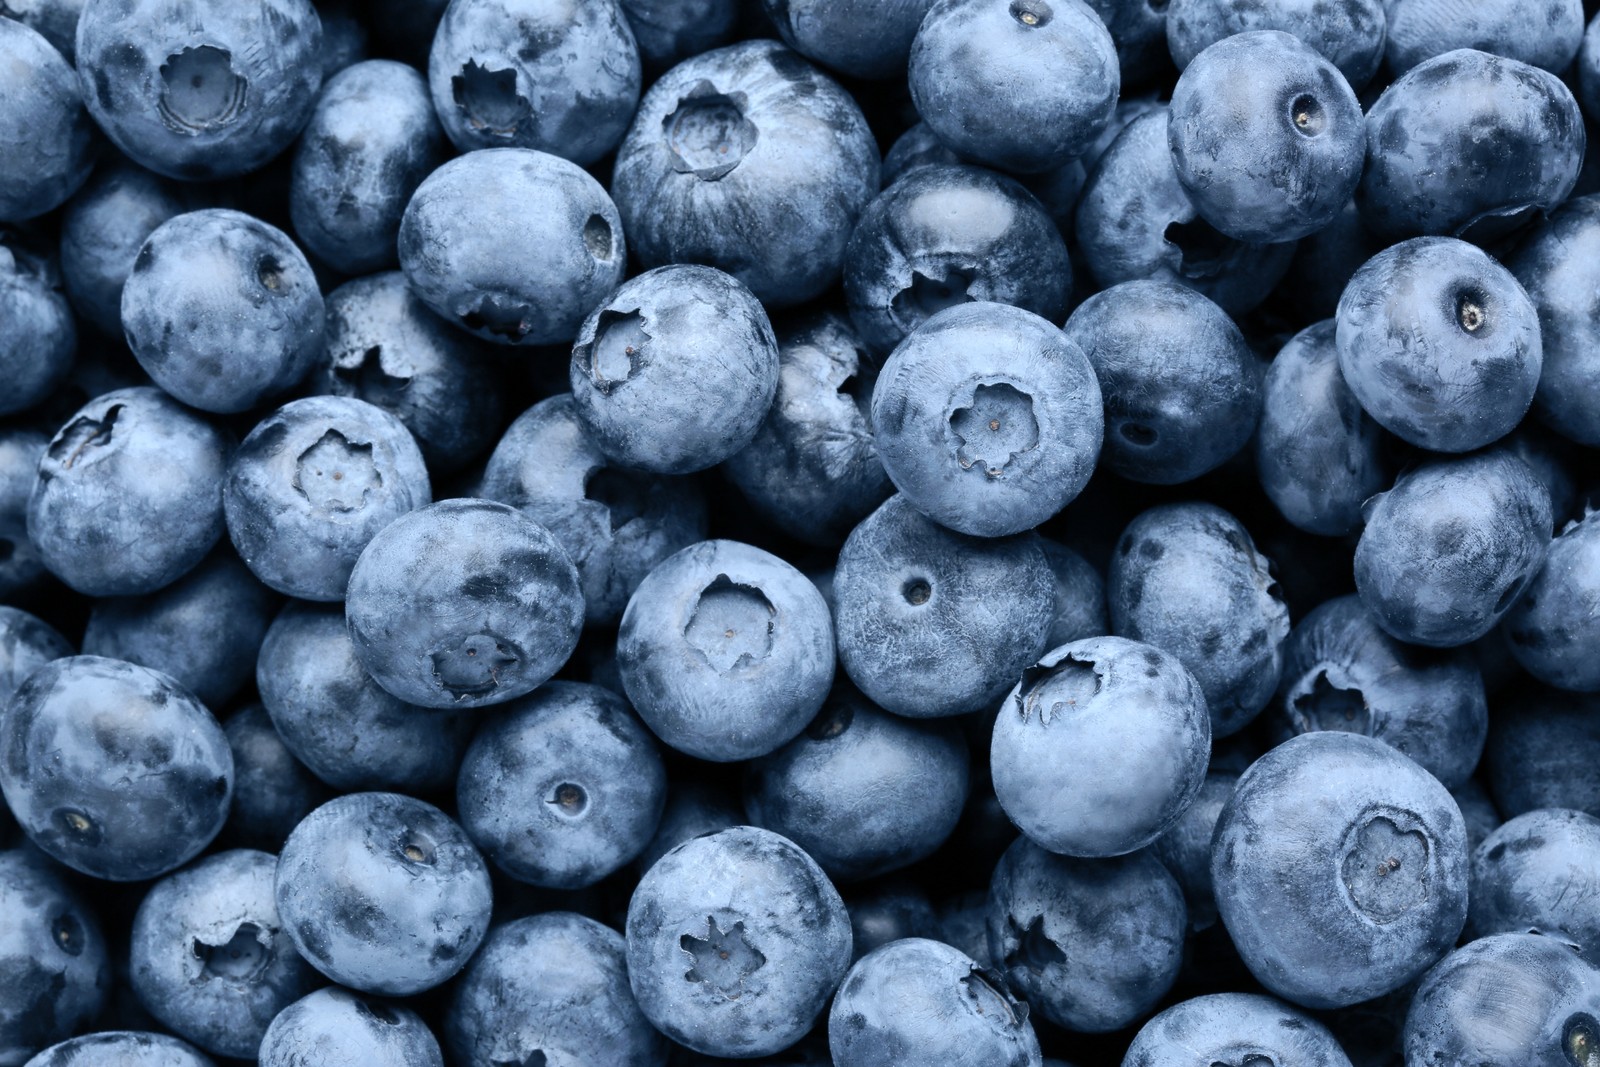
[1502,510,1600,692]
[2,0,86,62]
[256,600,470,793]
[1470,809,1600,960]
[618,0,738,75]
[1150,772,1236,932]
[1583,12,1600,121]
[938,891,997,969]
[57,162,187,337]
[398,147,626,346]
[0,432,51,601]
[991,637,1210,858]
[314,0,368,79]
[745,691,969,881]
[909,0,1118,174]
[121,208,324,414]
[986,837,1186,1031]
[1454,777,1503,853]
[832,494,1055,718]
[0,230,77,418]
[219,705,327,852]
[0,655,232,882]
[1040,539,1106,649]
[21,1031,216,1067]
[0,607,72,707]
[844,164,1071,358]
[762,0,934,79]
[1384,0,1583,74]
[1485,687,1600,819]
[259,987,444,1067]
[828,937,1042,1067]
[636,780,743,873]
[445,912,666,1067]
[617,539,835,762]
[611,40,879,308]
[1082,0,1170,88]
[129,849,318,1058]
[223,395,431,601]
[846,880,940,961]
[880,122,963,186]
[1063,280,1261,485]
[569,264,779,475]
[1353,449,1553,648]
[626,825,852,1058]
[1122,992,1355,1067]
[1165,0,1385,88]
[427,0,640,164]
[0,19,94,223]
[1276,195,1384,325]
[344,498,585,708]
[289,59,448,275]
[274,791,492,995]
[74,0,322,181]
[1212,732,1470,1008]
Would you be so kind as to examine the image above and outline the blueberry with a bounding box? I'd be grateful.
[987,837,1184,1032]
[1040,539,1106,650]
[828,938,1042,1067]
[1082,0,1170,88]
[909,0,1118,174]
[1385,0,1584,75]
[0,19,94,223]
[0,849,110,1067]
[121,209,324,414]
[938,891,998,969]
[832,494,1055,718]
[611,40,879,308]
[1583,13,1600,122]
[219,705,327,852]
[1502,511,1600,692]
[3,0,85,62]
[880,122,964,187]
[274,791,492,996]
[314,0,368,79]
[992,637,1210,858]
[0,431,51,601]
[1353,449,1552,648]
[427,0,640,164]
[445,912,666,1067]
[75,0,322,181]
[626,825,851,1058]
[1255,319,1386,537]
[1062,280,1261,485]
[224,396,432,601]
[259,987,444,1067]
[1212,732,1470,1008]
[398,147,626,346]
[617,539,835,761]
[289,59,448,275]
[846,880,940,961]
[1336,237,1542,453]
[762,0,934,79]
[1108,503,1289,737]
[1150,772,1236,932]
[636,780,743,873]
[21,1031,216,1067]
[457,681,667,889]
[1485,687,1600,819]
[722,311,891,547]
[745,691,969,881]
[0,655,232,882]
[1402,933,1600,1067]
[1470,809,1600,961]
[129,849,317,1058]
[1454,777,1503,853]
[1165,0,1385,88]
[1359,49,1585,242]
[256,601,470,793]
[569,264,779,475]
[1276,594,1489,789]
[1122,992,1355,1067]
[618,0,738,75]
[0,230,77,418]
[57,162,187,338]
[344,498,584,708]
[0,607,72,707]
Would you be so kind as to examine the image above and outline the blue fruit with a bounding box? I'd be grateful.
[3,0,84,62]
[1486,687,1600,819]
[0,231,77,418]
[1453,777,1503,853]
[259,987,444,1067]
[0,19,94,223]
[219,704,326,852]
[57,163,186,338]
[1385,0,1583,74]
[636,781,743,873]
[880,122,963,186]
[763,0,934,79]
[1083,0,1170,88]
[1164,0,1385,87]
[0,432,50,600]
[1470,809,1600,961]
[22,1031,216,1067]
[1040,540,1106,650]
[1150,772,1236,932]
[1122,992,1354,1067]
[1503,510,1600,692]
[846,880,940,961]
[618,0,738,75]
[0,608,72,707]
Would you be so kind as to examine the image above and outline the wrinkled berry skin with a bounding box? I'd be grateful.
[22,1031,217,1067]
[1165,0,1385,88]
[129,850,318,1059]
[829,938,1042,1067]
[619,0,738,75]
[290,60,447,275]
[259,987,444,1067]
[626,826,851,1059]
[398,147,626,346]
[0,849,110,1067]
[274,792,493,996]
[1470,810,1600,960]
[0,232,77,418]
[763,0,933,79]
[1402,933,1600,1067]
[0,608,72,708]
[569,265,779,475]
[986,838,1186,1032]
[0,656,232,882]
[428,0,640,165]
[57,162,186,337]
[844,165,1071,357]
[220,704,326,852]
[1360,50,1585,242]
[1485,687,1600,819]
[121,209,325,414]
[1385,0,1583,75]
[1122,992,1355,1067]
[1063,280,1259,486]
[1336,237,1541,453]
[992,638,1209,859]
[345,499,584,709]
[611,40,879,309]
[617,539,835,762]
[0,20,95,223]
[74,0,322,181]
[1503,510,1600,692]
[1213,732,1470,1009]
[1354,450,1552,648]
[445,912,666,1067]
[1256,320,1386,537]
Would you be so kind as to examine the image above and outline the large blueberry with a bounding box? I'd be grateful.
[345,499,584,708]
[762,0,933,79]
[1485,687,1600,819]
[1471,809,1600,960]
[0,19,94,223]
[274,792,492,996]
[1213,732,1470,1008]
[1150,772,1236,932]
[219,705,326,852]
[21,1032,216,1067]
[0,230,77,418]
[618,0,738,74]
[3,0,85,62]
[259,987,444,1067]
[626,825,851,1058]
[1503,510,1600,692]
[846,881,940,962]
[1165,0,1385,87]
[0,655,232,882]
[1122,992,1354,1067]
[57,163,186,337]
[611,40,879,308]
[1385,0,1583,74]
[617,539,834,761]
[0,607,72,707]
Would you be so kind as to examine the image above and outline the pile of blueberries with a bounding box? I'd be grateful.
[3,0,1600,1063]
